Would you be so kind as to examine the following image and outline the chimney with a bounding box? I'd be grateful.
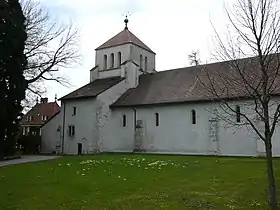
[41,97,48,104]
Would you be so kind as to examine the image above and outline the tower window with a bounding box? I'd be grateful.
[145,56,148,71]
[118,52,121,67]
[155,113,159,126]
[191,110,196,124]
[104,55,107,70]
[73,107,76,116]
[236,105,241,122]
[110,53,114,68]
[122,115,127,127]
[140,54,143,69]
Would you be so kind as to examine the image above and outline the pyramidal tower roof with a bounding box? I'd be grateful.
[96,17,155,54]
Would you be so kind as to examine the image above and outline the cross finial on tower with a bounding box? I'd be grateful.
[124,12,130,30]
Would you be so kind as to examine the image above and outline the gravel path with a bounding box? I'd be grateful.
[0,155,60,167]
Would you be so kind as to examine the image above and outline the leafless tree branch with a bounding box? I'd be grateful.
[20,0,80,105]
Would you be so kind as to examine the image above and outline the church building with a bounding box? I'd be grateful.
[41,18,280,156]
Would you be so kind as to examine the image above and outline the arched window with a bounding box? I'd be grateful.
[110,53,114,68]
[140,54,143,69]
[155,113,159,126]
[191,110,196,124]
[103,55,107,70]
[118,52,121,67]
[236,105,241,122]
[145,56,148,71]
[122,115,127,127]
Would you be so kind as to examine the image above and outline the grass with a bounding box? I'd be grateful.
[0,154,279,210]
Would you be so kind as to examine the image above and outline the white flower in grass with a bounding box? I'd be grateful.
[81,174,85,176]
[58,164,62,166]
[145,167,148,170]
[123,178,127,181]
[66,163,71,166]
[118,176,121,178]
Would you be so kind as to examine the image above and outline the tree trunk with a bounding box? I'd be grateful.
[265,139,277,210]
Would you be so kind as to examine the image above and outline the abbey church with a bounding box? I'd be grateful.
[41,18,280,156]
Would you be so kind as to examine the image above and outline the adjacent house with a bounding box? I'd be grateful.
[41,18,280,156]
[21,98,60,137]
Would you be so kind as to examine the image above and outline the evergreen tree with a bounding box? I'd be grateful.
[0,0,27,159]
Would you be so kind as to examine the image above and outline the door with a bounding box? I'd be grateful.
[78,143,82,155]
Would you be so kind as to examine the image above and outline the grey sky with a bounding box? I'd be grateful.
[37,0,229,103]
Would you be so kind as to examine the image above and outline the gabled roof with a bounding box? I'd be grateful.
[22,102,60,126]
[111,55,280,107]
[96,29,155,54]
[60,76,124,101]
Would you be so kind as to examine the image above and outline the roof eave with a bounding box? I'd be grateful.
[60,95,97,101]
[96,42,156,55]
[110,94,280,108]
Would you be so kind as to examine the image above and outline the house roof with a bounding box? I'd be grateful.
[60,76,125,101]
[21,102,60,126]
[96,29,155,54]
[41,111,60,128]
[112,55,280,107]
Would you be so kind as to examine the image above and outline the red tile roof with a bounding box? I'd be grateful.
[96,29,155,54]
[21,102,60,126]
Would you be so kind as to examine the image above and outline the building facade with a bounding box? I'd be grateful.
[41,19,280,156]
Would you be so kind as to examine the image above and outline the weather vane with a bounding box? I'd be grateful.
[123,12,131,29]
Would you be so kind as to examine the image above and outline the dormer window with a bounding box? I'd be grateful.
[145,56,148,71]
[110,53,114,68]
[104,55,107,70]
[140,54,143,69]
[118,52,121,67]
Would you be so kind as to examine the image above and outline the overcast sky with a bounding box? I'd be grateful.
[37,0,230,103]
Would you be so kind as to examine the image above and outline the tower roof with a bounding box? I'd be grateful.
[96,29,155,54]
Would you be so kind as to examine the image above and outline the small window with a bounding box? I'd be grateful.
[155,113,159,126]
[104,55,107,69]
[236,105,241,123]
[191,110,196,124]
[110,53,114,68]
[145,56,148,71]
[118,52,121,67]
[73,107,76,116]
[140,54,143,69]
[68,125,75,136]
[41,116,48,121]
[122,115,127,127]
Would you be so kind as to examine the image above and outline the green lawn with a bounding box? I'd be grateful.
[0,154,279,210]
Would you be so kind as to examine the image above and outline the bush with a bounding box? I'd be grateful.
[17,134,41,154]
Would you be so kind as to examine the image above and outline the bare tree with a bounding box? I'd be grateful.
[200,0,280,209]
[20,0,80,106]
[188,50,201,66]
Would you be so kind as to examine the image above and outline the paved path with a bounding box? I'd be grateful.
[0,155,61,167]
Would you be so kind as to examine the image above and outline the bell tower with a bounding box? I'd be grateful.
[90,16,156,82]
